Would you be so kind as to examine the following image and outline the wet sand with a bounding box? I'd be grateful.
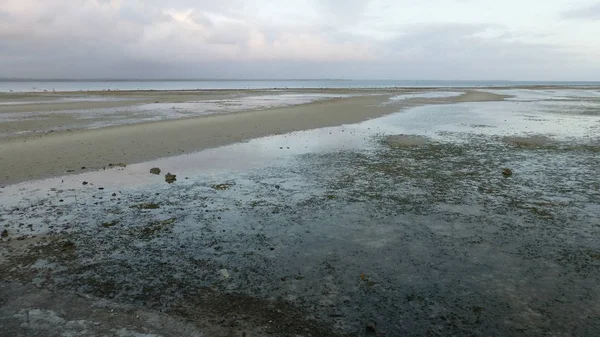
[0,89,506,185]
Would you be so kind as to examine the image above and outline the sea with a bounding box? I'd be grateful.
[1,79,600,92]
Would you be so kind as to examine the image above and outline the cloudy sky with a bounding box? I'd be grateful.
[1,0,599,80]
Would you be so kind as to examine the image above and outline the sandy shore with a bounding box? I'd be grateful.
[0,90,506,185]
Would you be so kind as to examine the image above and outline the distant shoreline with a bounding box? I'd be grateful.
[1,78,599,83]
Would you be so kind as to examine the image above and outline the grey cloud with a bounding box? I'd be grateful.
[0,2,598,80]
[0,10,12,20]
[374,23,585,80]
[118,4,172,25]
[190,12,213,27]
[563,3,600,20]
[317,0,371,22]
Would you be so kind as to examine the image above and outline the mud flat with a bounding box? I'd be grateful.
[2,88,599,336]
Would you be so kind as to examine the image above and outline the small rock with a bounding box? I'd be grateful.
[274,185,281,189]
[82,181,88,185]
[165,173,177,184]
[219,269,230,279]
[102,221,118,228]
[109,163,127,168]
[132,203,160,210]
[1,229,8,238]
[62,241,76,250]
[366,323,377,335]
[81,167,86,170]
[150,167,161,175]
[98,187,104,190]
[502,168,513,177]
[212,183,234,190]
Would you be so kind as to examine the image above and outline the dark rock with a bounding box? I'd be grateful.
[150,167,161,175]
[108,163,127,168]
[132,203,160,210]
[61,241,76,251]
[1,229,8,238]
[165,173,177,184]
[98,187,104,190]
[502,168,513,177]
[366,323,377,335]
[81,167,86,170]
[82,181,88,185]
[102,221,118,228]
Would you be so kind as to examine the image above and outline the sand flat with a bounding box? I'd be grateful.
[0,90,506,185]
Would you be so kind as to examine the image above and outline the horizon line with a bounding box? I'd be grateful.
[1,78,599,83]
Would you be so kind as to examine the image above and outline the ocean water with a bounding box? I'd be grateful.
[1,79,600,92]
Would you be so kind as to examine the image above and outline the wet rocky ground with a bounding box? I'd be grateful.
[1,90,600,336]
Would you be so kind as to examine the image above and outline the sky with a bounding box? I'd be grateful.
[0,0,599,80]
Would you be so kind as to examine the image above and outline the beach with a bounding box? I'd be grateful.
[0,89,505,185]
[1,87,600,337]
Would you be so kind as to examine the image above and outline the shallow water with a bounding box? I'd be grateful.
[1,90,599,336]
[0,92,350,138]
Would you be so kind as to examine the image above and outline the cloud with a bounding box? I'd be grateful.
[563,3,600,20]
[0,0,598,79]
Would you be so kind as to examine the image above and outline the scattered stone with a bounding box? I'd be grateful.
[165,173,177,184]
[82,181,88,185]
[154,101,160,103]
[81,167,86,170]
[502,168,513,177]
[1,229,8,238]
[101,221,118,228]
[219,269,230,279]
[112,193,117,197]
[472,306,485,314]
[108,163,127,168]
[61,241,76,251]
[150,167,161,175]
[139,218,176,237]
[98,187,104,190]
[327,195,337,200]
[365,323,377,335]
[132,203,160,210]
[274,185,281,189]
[212,183,234,190]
